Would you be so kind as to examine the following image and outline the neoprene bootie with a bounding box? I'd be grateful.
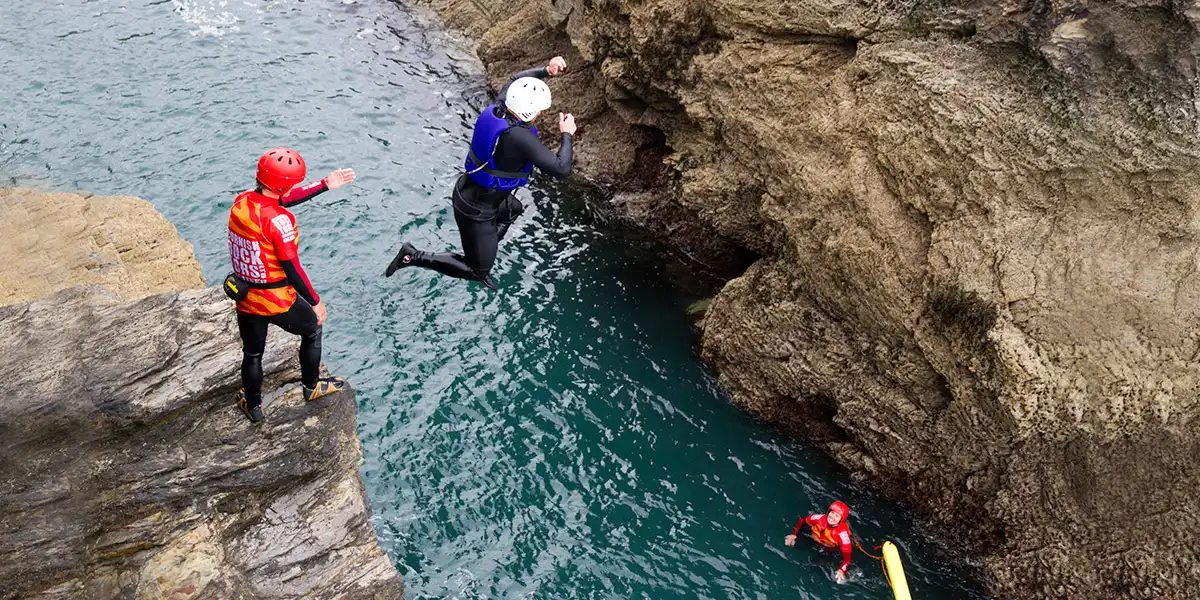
[304,377,347,402]
[236,390,265,423]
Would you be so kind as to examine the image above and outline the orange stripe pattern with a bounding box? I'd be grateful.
[228,191,297,316]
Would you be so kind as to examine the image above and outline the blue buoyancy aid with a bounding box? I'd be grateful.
[464,104,538,191]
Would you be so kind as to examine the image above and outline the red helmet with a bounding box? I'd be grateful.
[829,501,850,521]
[256,147,306,194]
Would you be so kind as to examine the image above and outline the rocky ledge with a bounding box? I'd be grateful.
[0,190,403,599]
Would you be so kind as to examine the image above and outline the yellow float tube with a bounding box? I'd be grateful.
[881,541,912,600]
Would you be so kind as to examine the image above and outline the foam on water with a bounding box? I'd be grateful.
[172,0,240,37]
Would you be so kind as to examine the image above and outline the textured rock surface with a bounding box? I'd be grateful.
[0,188,205,305]
[0,190,402,599]
[411,1,1200,598]
[0,286,403,600]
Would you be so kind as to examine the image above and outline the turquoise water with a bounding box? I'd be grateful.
[1,1,991,598]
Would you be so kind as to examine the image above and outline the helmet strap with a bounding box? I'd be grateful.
[256,180,284,200]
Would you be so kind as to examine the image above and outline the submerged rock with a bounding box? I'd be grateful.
[0,191,402,599]
[411,1,1200,598]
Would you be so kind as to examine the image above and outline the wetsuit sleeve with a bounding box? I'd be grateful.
[791,514,819,536]
[838,531,853,573]
[508,127,573,178]
[281,259,320,306]
[497,67,551,100]
[265,210,320,305]
[279,180,329,208]
[266,211,300,261]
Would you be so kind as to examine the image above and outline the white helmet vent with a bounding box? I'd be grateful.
[505,77,552,122]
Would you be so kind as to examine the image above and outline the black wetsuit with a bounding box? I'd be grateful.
[237,297,321,407]
[410,67,574,283]
[235,183,327,409]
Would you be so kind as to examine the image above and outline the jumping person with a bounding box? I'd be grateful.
[785,501,854,583]
[226,147,355,422]
[385,56,576,289]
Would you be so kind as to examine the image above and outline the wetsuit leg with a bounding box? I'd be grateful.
[495,194,524,242]
[392,175,503,284]
[455,207,500,278]
[269,298,322,389]
[408,249,478,280]
[399,207,497,282]
[236,311,270,408]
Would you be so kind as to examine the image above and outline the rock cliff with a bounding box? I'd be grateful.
[409,1,1200,598]
[0,188,205,306]
[0,190,403,599]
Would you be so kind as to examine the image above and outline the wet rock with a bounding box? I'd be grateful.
[411,1,1200,598]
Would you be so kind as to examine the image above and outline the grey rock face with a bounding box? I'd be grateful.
[0,286,403,599]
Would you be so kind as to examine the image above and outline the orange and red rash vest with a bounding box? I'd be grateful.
[792,513,853,574]
[228,191,301,316]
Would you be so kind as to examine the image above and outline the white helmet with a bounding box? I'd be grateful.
[505,77,552,122]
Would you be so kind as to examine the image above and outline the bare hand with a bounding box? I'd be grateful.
[835,570,847,584]
[547,56,567,76]
[559,113,577,135]
[784,535,797,547]
[314,302,327,326]
[323,168,356,190]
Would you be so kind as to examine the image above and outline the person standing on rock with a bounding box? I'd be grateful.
[785,500,854,583]
[226,147,356,423]
[384,55,576,289]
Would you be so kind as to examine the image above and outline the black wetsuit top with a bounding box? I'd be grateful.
[454,67,574,221]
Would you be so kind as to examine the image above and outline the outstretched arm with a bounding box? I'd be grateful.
[497,56,566,100]
[280,168,356,208]
[785,514,816,546]
[279,181,327,208]
[791,517,809,537]
[800,514,822,534]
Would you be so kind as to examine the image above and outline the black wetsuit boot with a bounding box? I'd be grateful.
[386,243,495,289]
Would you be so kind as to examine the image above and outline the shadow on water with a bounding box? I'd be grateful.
[0,0,992,598]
